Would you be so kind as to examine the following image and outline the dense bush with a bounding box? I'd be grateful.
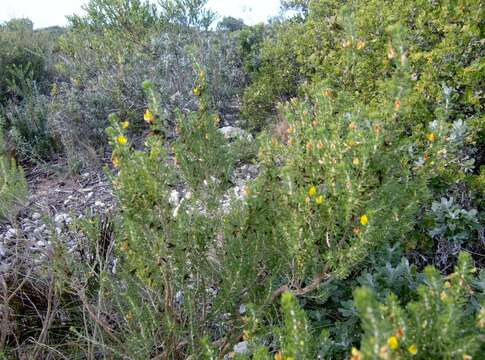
[0,129,27,220]
[51,0,246,170]
[0,19,62,162]
[355,252,485,360]
[1,83,60,163]
[242,0,485,134]
[0,0,484,358]
[242,252,484,359]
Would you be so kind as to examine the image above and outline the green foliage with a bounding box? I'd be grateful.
[278,292,313,359]
[242,0,484,133]
[173,74,234,191]
[428,197,480,244]
[54,0,245,169]
[2,0,484,358]
[354,252,485,359]
[0,129,27,220]
[217,17,246,32]
[0,19,48,104]
[159,0,216,30]
[1,83,60,162]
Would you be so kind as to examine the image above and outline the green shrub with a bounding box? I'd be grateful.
[0,129,27,220]
[173,74,234,192]
[242,0,484,134]
[0,18,58,104]
[53,0,246,169]
[354,252,485,360]
[1,83,60,163]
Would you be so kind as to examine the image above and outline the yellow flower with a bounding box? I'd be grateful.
[350,347,363,360]
[360,214,369,226]
[356,40,366,50]
[324,89,333,97]
[111,154,121,168]
[144,109,155,124]
[342,39,352,48]
[121,121,129,129]
[388,336,399,350]
[274,352,283,360]
[426,132,437,142]
[193,86,201,97]
[116,135,128,145]
[353,157,360,166]
[308,185,317,197]
[388,44,397,59]
[316,195,325,205]
[408,344,418,355]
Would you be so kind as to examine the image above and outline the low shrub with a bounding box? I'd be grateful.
[0,129,27,220]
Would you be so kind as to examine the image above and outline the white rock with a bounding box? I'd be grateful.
[218,126,253,141]
[169,190,180,206]
[175,290,184,305]
[31,212,42,220]
[94,201,105,208]
[239,304,247,315]
[55,213,71,225]
[5,228,18,240]
[0,244,6,257]
[233,341,250,355]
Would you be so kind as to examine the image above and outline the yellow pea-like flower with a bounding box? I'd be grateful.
[111,154,121,168]
[408,344,418,355]
[351,347,363,360]
[308,185,317,197]
[116,135,128,145]
[316,195,325,205]
[356,40,366,50]
[126,311,134,321]
[274,352,283,360]
[360,214,369,226]
[121,121,129,129]
[388,336,399,350]
[388,44,397,59]
[426,132,437,142]
[144,109,155,124]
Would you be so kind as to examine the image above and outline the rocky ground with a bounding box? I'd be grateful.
[0,104,261,357]
[0,162,114,269]
[0,106,259,276]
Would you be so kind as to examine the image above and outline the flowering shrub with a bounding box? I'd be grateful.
[2,0,483,358]
[354,252,485,360]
